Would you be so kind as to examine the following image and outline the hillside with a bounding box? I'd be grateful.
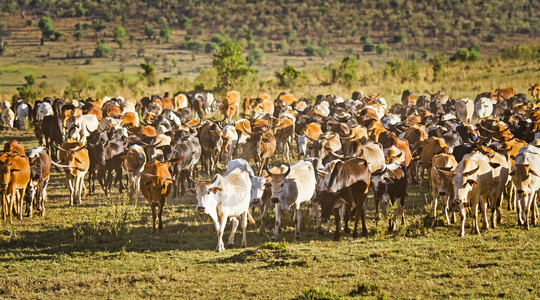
[0,0,539,100]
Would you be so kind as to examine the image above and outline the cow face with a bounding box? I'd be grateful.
[371,171,390,205]
[511,164,538,195]
[269,174,295,211]
[450,166,479,205]
[189,181,220,216]
[250,176,266,204]
[0,161,16,189]
[314,190,347,223]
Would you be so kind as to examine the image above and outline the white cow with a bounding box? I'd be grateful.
[15,101,30,129]
[266,160,317,240]
[1,106,15,128]
[511,145,540,230]
[66,114,99,145]
[225,158,266,205]
[475,97,493,119]
[37,102,54,121]
[189,168,252,252]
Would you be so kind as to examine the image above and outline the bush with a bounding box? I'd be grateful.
[139,63,157,86]
[160,26,172,42]
[295,288,342,300]
[246,48,265,66]
[394,31,407,43]
[144,23,154,39]
[500,44,540,60]
[363,42,375,52]
[383,58,419,83]
[331,56,359,87]
[275,65,304,88]
[193,67,218,91]
[486,33,496,42]
[205,42,219,53]
[431,53,446,82]
[75,3,86,17]
[94,42,111,57]
[375,44,390,54]
[64,72,94,99]
[16,84,39,102]
[450,48,480,62]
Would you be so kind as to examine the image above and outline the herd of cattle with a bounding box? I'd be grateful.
[1,83,540,252]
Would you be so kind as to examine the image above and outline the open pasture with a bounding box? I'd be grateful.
[0,129,538,299]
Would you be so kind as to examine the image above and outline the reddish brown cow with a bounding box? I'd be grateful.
[220,91,241,121]
[0,150,30,223]
[140,159,179,232]
[529,83,540,100]
[491,87,517,101]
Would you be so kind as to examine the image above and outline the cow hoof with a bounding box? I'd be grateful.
[295,234,301,240]
[318,230,325,235]
[333,236,340,241]
[228,243,234,248]
[270,236,277,242]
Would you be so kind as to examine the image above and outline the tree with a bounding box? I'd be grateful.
[431,53,446,82]
[139,63,157,86]
[24,74,35,86]
[246,48,265,66]
[212,41,250,90]
[159,26,172,43]
[75,3,86,17]
[64,72,94,99]
[113,26,125,41]
[144,23,154,39]
[275,65,303,88]
[92,19,107,41]
[38,16,62,45]
[331,56,359,87]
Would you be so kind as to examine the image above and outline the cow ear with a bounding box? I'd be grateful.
[168,156,185,164]
[465,179,478,187]
[74,157,83,164]
[489,162,500,169]
[509,169,515,176]
[529,169,539,177]
[334,197,347,207]
[187,188,197,195]
[10,168,21,172]
[384,177,394,184]
[209,187,222,194]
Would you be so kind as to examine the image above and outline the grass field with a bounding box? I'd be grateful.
[0,129,539,299]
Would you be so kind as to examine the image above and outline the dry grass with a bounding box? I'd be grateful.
[0,130,539,298]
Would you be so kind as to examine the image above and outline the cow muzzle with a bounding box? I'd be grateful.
[271,197,279,204]
[197,206,205,213]
[251,198,262,205]
[517,189,524,195]
[438,191,446,196]
[0,183,7,188]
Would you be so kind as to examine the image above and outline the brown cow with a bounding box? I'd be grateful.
[26,146,51,217]
[0,150,30,223]
[51,140,90,206]
[529,83,540,100]
[140,159,179,232]
[491,87,517,101]
[220,91,241,121]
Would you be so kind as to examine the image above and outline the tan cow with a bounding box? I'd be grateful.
[431,153,458,224]
[52,140,90,206]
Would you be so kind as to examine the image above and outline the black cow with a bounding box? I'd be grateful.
[40,115,64,161]
[169,131,202,197]
[316,158,371,240]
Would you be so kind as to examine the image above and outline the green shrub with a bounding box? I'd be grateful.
[331,56,359,87]
[394,31,407,43]
[94,42,111,57]
[260,241,288,250]
[275,65,304,88]
[500,44,540,60]
[363,42,375,52]
[295,288,342,300]
[383,58,419,83]
[246,48,265,66]
[213,41,250,90]
[450,48,480,62]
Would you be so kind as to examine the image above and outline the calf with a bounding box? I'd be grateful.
[510,145,540,229]
[26,146,51,217]
[51,140,90,206]
[122,145,147,205]
[430,153,458,225]
[371,163,407,231]
[140,160,177,232]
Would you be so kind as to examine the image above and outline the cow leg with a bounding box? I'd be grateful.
[241,211,248,248]
[258,203,268,234]
[443,196,452,226]
[471,203,481,235]
[158,200,164,231]
[517,197,524,225]
[333,206,343,241]
[216,217,227,252]
[481,200,489,230]
[1,192,6,221]
[40,180,48,217]
[294,205,302,239]
[228,216,239,246]
[76,174,84,205]
[458,203,467,237]
[151,202,157,232]
[355,195,368,238]
[68,178,75,206]
[523,195,531,230]
[134,173,141,207]
[311,201,321,232]
[8,192,15,224]
[272,204,281,241]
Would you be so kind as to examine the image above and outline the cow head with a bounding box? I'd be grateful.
[188,177,222,218]
[266,164,293,211]
[250,176,266,204]
[312,190,347,223]
[0,156,19,189]
[510,163,539,195]
[437,160,479,205]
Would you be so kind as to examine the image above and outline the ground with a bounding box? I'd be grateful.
[0,129,539,299]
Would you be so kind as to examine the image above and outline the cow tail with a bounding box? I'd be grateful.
[247,211,256,225]
[328,160,344,191]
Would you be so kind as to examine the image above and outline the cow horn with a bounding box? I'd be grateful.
[55,145,68,152]
[282,164,291,177]
[262,123,272,134]
[264,164,275,176]
[305,135,317,142]
[463,166,479,177]
[240,122,254,136]
[50,160,85,171]
[329,150,346,159]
